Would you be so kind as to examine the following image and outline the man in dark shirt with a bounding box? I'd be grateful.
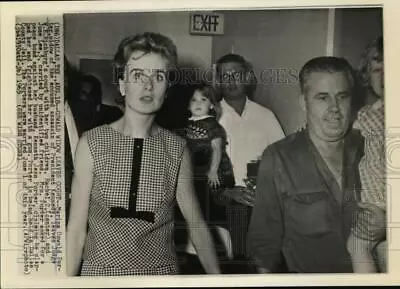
[70,74,123,136]
[247,57,364,273]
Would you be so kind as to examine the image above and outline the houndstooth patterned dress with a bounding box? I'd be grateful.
[80,124,186,276]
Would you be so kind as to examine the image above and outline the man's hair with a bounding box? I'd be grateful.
[299,56,356,94]
[358,36,383,88]
[81,74,102,105]
[215,53,258,100]
[216,53,248,73]
[113,32,178,81]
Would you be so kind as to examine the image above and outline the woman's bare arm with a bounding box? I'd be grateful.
[66,134,93,276]
[176,147,220,274]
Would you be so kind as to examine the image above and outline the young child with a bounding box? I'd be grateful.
[173,83,235,273]
[184,83,235,224]
[347,36,386,273]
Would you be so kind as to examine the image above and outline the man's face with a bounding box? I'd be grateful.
[303,71,352,142]
[79,82,94,102]
[369,51,384,98]
[119,51,168,115]
[218,61,247,101]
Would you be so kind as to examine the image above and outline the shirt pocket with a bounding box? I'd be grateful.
[283,191,333,237]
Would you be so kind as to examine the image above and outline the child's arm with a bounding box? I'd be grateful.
[208,137,222,188]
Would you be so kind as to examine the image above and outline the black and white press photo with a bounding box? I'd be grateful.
[5,0,400,286]
[61,7,387,276]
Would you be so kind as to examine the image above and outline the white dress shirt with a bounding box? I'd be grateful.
[219,97,285,186]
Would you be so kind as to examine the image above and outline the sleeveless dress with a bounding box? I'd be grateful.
[80,125,186,276]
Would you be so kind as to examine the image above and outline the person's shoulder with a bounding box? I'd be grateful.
[83,123,107,135]
[272,131,301,149]
[204,117,227,138]
[264,130,306,159]
[356,104,372,118]
[347,128,364,147]
[260,131,314,175]
[159,127,186,145]
[202,116,222,128]
[264,131,296,152]
[158,127,188,159]
[247,99,269,111]
[355,102,383,120]
[79,125,114,157]
[247,99,277,118]
[83,124,114,144]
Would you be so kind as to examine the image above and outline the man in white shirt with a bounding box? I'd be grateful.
[216,53,285,262]
[217,54,285,206]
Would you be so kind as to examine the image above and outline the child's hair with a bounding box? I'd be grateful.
[190,83,221,118]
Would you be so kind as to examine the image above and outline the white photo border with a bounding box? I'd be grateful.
[1,0,400,287]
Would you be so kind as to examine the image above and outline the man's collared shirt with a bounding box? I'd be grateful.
[248,129,364,273]
[219,97,285,186]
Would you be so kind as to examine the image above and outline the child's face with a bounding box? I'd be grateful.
[189,90,212,117]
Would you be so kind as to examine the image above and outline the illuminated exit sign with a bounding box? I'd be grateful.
[190,12,224,35]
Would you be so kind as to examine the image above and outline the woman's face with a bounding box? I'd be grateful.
[369,50,384,98]
[119,51,169,115]
[189,90,212,117]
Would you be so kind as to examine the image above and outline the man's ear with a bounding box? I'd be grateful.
[299,93,307,112]
[118,78,125,97]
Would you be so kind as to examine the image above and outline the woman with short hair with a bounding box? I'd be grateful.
[66,32,220,276]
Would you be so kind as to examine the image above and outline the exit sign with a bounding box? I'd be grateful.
[190,12,224,35]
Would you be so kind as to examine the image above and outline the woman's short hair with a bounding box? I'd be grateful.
[113,32,178,81]
[358,36,383,88]
[113,32,178,105]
